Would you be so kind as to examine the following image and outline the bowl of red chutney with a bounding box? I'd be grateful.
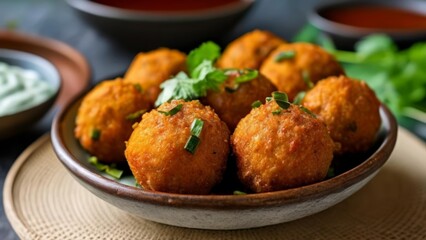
[67,0,256,51]
[309,0,426,49]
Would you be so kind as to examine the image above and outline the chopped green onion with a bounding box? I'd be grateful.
[133,83,143,93]
[293,91,306,105]
[90,128,101,140]
[299,106,316,118]
[126,109,147,121]
[184,135,200,154]
[235,69,258,83]
[272,91,291,109]
[190,118,204,137]
[302,70,314,89]
[88,156,123,179]
[272,91,289,102]
[233,190,247,195]
[274,50,296,62]
[272,109,282,115]
[251,100,262,109]
[158,104,183,116]
[266,97,273,102]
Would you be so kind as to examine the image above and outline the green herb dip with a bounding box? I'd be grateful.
[0,62,55,116]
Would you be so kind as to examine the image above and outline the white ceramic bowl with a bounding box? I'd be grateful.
[51,92,397,230]
[0,49,61,139]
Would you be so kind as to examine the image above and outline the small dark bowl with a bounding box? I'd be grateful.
[67,0,255,51]
[0,49,61,139]
[51,89,397,229]
[309,0,426,50]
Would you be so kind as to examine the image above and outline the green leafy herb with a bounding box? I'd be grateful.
[90,128,101,140]
[272,109,282,115]
[265,97,273,102]
[155,42,228,106]
[293,91,306,105]
[234,69,258,83]
[126,109,147,121]
[275,50,296,62]
[225,86,238,93]
[251,100,262,109]
[302,70,314,89]
[272,91,291,109]
[88,156,123,179]
[299,106,316,118]
[158,104,183,116]
[233,190,247,195]
[184,118,204,154]
[294,24,426,122]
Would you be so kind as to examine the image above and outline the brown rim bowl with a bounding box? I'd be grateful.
[51,93,397,230]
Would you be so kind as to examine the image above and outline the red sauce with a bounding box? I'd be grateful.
[92,0,241,12]
[320,5,426,30]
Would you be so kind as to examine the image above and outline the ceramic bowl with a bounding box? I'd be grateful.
[67,0,255,51]
[0,49,61,139]
[309,0,426,50]
[51,90,397,230]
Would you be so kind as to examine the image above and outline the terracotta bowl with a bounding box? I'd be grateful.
[309,0,426,49]
[0,49,61,139]
[51,94,397,230]
[67,0,255,51]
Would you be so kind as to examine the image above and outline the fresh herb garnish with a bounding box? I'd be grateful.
[155,42,227,106]
[272,109,282,115]
[251,100,262,109]
[126,109,147,121]
[233,190,247,195]
[158,104,183,116]
[225,86,238,93]
[234,69,258,83]
[275,50,296,62]
[299,106,316,118]
[293,91,306,105]
[294,25,426,122]
[88,156,123,179]
[90,128,101,140]
[184,118,204,154]
[272,91,291,109]
[302,70,314,89]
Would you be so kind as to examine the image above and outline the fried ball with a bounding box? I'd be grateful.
[232,102,335,193]
[202,71,277,131]
[260,43,345,101]
[125,100,230,194]
[302,75,381,155]
[74,78,151,163]
[216,29,286,69]
[124,48,186,104]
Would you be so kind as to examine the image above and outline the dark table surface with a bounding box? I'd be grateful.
[0,0,425,239]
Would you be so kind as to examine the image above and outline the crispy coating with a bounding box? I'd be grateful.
[125,100,230,194]
[124,48,186,104]
[260,43,345,101]
[232,102,335,193]
[202,71,277,131]
[217,30,286,70]
[302,75,381,155]
[74,78,151,163]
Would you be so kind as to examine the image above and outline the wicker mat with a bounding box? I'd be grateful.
[3,128,426,239]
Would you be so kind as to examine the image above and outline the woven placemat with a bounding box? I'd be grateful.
[3,128,426,239]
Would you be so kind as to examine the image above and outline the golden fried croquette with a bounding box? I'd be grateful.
[125,100,230,194]
[216,30,286,70]
[74,78,151,163]
[202,71,277,131]
[124,48,186,104]
[231,100,335,193]
[260,43,345,101]
[302,75,381,155]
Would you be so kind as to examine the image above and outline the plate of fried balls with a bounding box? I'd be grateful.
[51,30,397,230]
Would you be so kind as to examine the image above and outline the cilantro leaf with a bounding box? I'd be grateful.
[187,41,221,77]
